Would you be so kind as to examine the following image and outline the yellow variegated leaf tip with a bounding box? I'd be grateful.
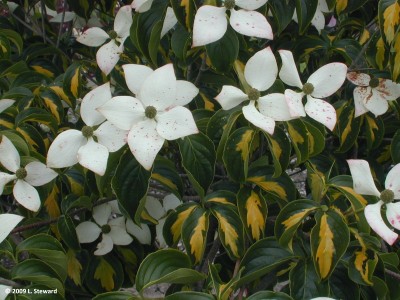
[376,37,386,70]
[248,177,287,199]
[67,250,82,286]
[245,191,265,240]
[394,35,400,81]
[282,208,316,230]
[366,115,379,143]
[383,2,400,44]
[236,129,253,161]
[270,138,282,160]
[359,29,370,45]
[171,206,196,243]
[208,197,234,205]
[70,68,80,98]
[45,185,61,218]
[215,211,239,257]
[94,258,116,291]
[200,93,214,111]
[316,214,334,279]
[340,111,354,144]
[190,212,207,264]
[43,97,61,122]
[32,65,54,78]
[354,249,373,285]
[340,186,368,206]
[180,0,191,29]
[287,124,305,144]
[336,0,348,14]
[152,173,178,193]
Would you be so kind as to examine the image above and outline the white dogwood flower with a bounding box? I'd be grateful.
[192,0,272,47]
[0,136,57,212]
[215,47,293,134]
[278,50,347,131]
[347,72,400,117]
[98,63,199,170]
[293,0,331,33]
[76,5,132,75]
[47,83,128,176]
[347,159,400,245]
[0,213,24,244]
[76,201,133,255]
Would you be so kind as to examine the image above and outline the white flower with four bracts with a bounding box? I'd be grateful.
[278,50,347,131]
[348,159,400,245]
[98,63,199,170]
[215,47,293,134]
[192,0,273,47]
[76,201,133,256]
[346,72,400,117]
[0,136,57,212]
[47,82,128,176]
[76,5,132,75]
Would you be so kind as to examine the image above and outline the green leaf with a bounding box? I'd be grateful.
[66,0,93,18]
[306,162,326,202]
[15,107,58,134]
[136,249,205,291]
[63,62,83,100]
[57,215,81,251]
[335,104,362,153]
[391,129,400,163]
[285,120,309,164]
[247,291,294,300]
[112,150,151,224]
[264,126,291,177]
[348,247,378,286]
[171,25,191,62]
[170,0,195,30]
[295,0,318,34]
[93,292,140,300]
[177,132,216,198]
[268,0,296,35]
[0,29,23,54]
[165,292,215,300]
[151,157,184,198]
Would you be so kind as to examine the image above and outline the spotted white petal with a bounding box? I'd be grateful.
[95,121,128,152]
[0,214,24,244]
[108,217,133,245]
[47,129,86,168]
[242,102,275,134]
[76,27,109,47]
[385,163,400,199]
[163,194,181,211]
[77,138,109,176]
[93,203,112,226]
[145,196,165,220]
[311,7,325,33]
[127,119,164,170]
[108,200,121,214]
[0,135,20,173]
[192,6,227,47]
[114,5,132,39]
[347,159,380,196]
[278,50,303,89]
[258,93,293,121]
[386,202,400,231]
[97,96,145,131]
[139,64,177,110]
[76,221,101,243]
[94,234,114,255]
[308,63,347,98]
[156,106,198,140]
[161,7,178,37]
[363,89,389,117]
[132,0,154,12]
[0,172,16,195]
[235,0,268,10]
[305,96,336,131]
[96,40,123,75]
[156,217,167,248]
[126,219,151,244]
[215,85,248,110]
[50,11,76,23]
[376,79,400,101]
[244,47,277,91]
[0,99,15,114]
[365,201,398,245]
[353,86,370,117]
[284,89,306,118]
[175,80,199,106]
[13,180,41,212]
[80,82,112,126]
[24,162,57,186]
[347,72,370,87]
[230,9,273,40]
[122,64,153,95]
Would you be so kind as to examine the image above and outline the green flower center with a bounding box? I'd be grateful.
[303,83,314,95]
[369,77,379,88]
[224,0,235,9]
[381,189,395,204]
[248,88,260,101]
[145,106,157,119]
[81,126,94,138]
[16,168,27,180]
[108,30,118,39]
[101,224,111,234]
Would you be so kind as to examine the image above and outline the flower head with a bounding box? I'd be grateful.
[76,5,132,75]
[98,64,199,170]
[278,50,347,131]
[215,47,293,134]
[0,136,57,212]
[347,159,400,245]
[347,72,400,117]
[192,0,272,47]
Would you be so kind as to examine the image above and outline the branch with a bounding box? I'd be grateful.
[0,278,23,288]
[385,269,400,281]
[194,54,208,86]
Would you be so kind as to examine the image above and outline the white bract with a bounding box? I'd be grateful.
[0,213,24,244]
[76,5,132,75]
[98,63,199,170]
[0,136,57,212]
[215,47,293,134]
[47,83,128,176]
[347,159,400,245]
[76,201,133,255]
[0,99,14,114]
[293,0,330,33]
[192,0,272,47]
[0,284,12,300]
[131,0,154,12]
[278,50,347,131]
[347,72,400,117]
